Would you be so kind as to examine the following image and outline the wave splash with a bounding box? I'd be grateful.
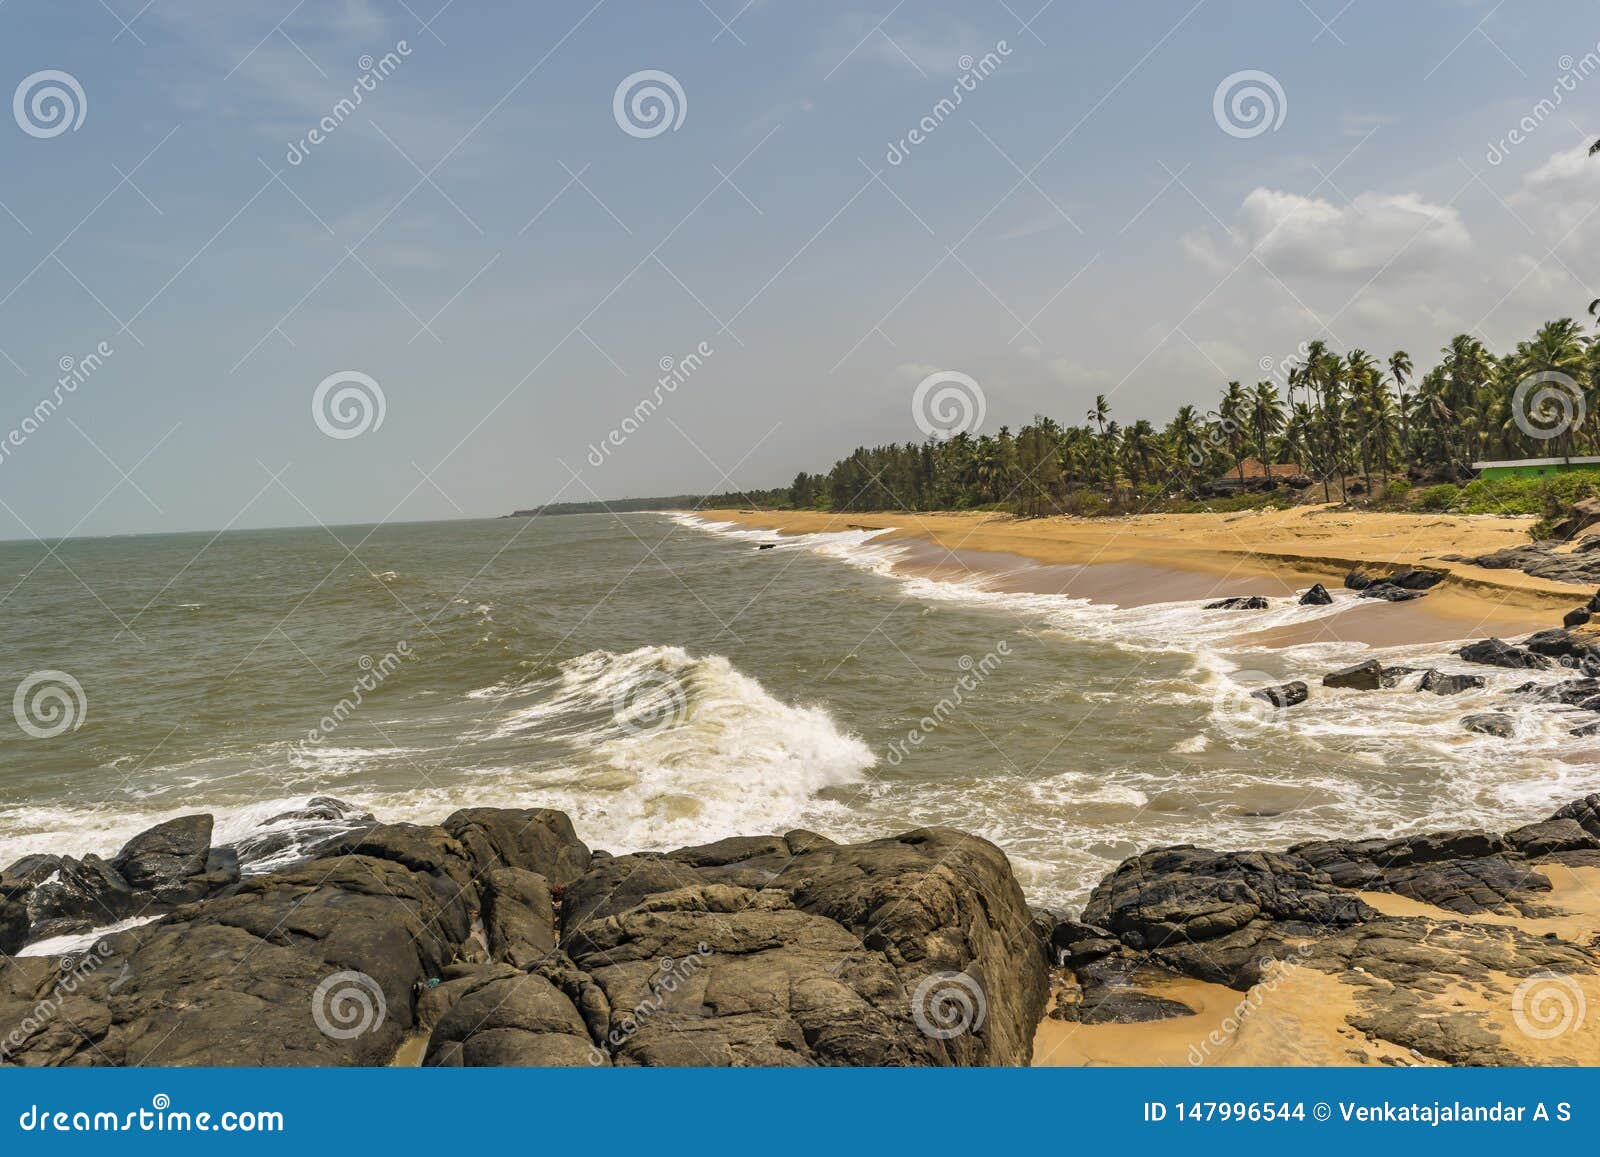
[467,644,876,851]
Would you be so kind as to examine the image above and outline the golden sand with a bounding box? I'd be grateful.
[692,506,1591,638]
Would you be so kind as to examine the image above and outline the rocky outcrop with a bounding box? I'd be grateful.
[0,808,1047,1068]
[1,816,240,944]
[1323,659,1385,691]
[1251,681,1307,708]
[1458,637,1550,669]
[1418,669,1486,695]
[1343,568,1441,602]
[1447,544,1600,583]
[1299,583,1333,606]
[1461,712,1514,738]
[1048,794,1600,1066]
[1204,596,1268,610]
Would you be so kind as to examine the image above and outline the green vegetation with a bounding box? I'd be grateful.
[778,318,1600,523]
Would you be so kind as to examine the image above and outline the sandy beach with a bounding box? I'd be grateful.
[690,506,1594,642]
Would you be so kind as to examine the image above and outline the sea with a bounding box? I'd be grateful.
[2,511,1595,917]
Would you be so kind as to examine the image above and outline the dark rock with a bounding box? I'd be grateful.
[0,812,1046,1068]
[1514,676,1600,706]
[1505,819,1600,857]
[1456,544,1600,584]
[1204,596,1268,610]
[1571,719,1600,737]
[441,808,591,888]
[480,866,556,968]
[1345,570,1375,590]
[1549,496,1600,541]
[1550,794,1600,839]
[1251,681,1308,708]
[1298,583,1333,605]
[1323,659,1385,691]
[1081,847,1371,987]
[1458,638,1550,669]
[557,829,1047,1067]
[1048,920,1120,967]
[1461,713,1513,738]
[0,899,26,956]
[424,969,597,1067]
[1359,582,1425,602]
[1524,628,1600,664]
[1418,670,1485,695]
[111,814,213,891]
[1565,608,1593,629]
[25,855,136,940]
[1301,917,1595,1066]
[232,798,382,873]
[1386,568,1446,591]
[1064,984,1196,1025]
[0,852,468,1065]
[1380,666,1424,686]
[0,854,64,898]
[1293,831,1545,916]
[262,796,374,827]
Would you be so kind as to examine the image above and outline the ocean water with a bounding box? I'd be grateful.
[1,512,1595,913]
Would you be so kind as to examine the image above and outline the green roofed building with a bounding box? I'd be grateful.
[1470,456,1600,480]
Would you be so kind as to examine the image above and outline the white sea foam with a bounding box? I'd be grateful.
[455,644,875,851]
[17,915,161,957]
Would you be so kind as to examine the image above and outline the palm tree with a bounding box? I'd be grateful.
[1388,350,1413,455]
[1168,404,1205,490]
[1247,380,1285,476]
[1216,380,1249,483]
[1514,318,1590,462]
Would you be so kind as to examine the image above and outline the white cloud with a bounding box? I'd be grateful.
[1191,187,1471,280]
[1509,143,1600,246]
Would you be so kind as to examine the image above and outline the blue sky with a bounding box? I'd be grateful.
[1,0,1598,537]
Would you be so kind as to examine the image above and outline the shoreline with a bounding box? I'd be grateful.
[682,506,1591,641]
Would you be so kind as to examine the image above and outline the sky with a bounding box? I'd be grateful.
[1,0,1598,538]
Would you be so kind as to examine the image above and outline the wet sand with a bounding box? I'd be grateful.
[693,506,1586,645]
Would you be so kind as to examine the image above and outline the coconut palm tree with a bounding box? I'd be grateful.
[1215,380,1249,483]
[1247,380,1285,475]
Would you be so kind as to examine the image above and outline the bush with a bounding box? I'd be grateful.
[1381,478,1411,501]
[1416,483,1459,511]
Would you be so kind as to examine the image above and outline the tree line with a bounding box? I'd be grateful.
[781,318,1600,516]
